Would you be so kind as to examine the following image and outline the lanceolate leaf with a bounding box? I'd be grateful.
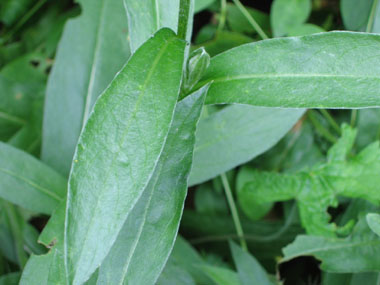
[189,105,304,185]
[0,142,66,214]
[42,0,130,176]
[64,29,186,284]
[97,86,207,285]
[199,32,380,108]
[125,0,179,52]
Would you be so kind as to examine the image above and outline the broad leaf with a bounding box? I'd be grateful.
[189,105,304,185]
[42,0,130,176]
[63,28,186,284]
[0,142,66,214]
[271,0,311,37]
[283,217,380,272]
[199,32,380,108]
[229,241,272,285]
[238,124,380,236]
[97,86,207,284]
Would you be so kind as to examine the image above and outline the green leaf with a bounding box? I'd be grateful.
[201,265,240,285]
[367,213,380,237]
[341,0,374,31]
[97,86,207,284]
[283,217,380,272]
[0,272,21,285]
[199,32,380,108]
[183,47,210,94]
[226,3,270,35]
[189,105,304,185]
[357,109,380,150]
[157,264,196,285]
[194,0,215,13]
[63,28,186,284]
[0,0,34,26]
[125,0,179,52]
[229,241,272,285]
[0,142,66,214]
[270,0,311,37]
[287,23,325,36]
[238,124,380,236]
[42,0,130,176]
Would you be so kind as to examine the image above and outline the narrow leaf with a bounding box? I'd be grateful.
[97,86,207,284]
[64,28,186,284]
[42,0,130,175]
[200,32,380,108]
[0,142,66,214]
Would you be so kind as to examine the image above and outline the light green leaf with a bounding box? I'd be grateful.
[238,124,380,236]
[183,47,210,94]
[270,0,311,37]
[229,241,272,285]
[97,86,207,284]
[42,0,130,176]
[341,0,374,31]
[63,28,186,285]
[356,109,380,150]
[367,213,380,237]
[157,264,196,285]
[0,142,66,214]
[125,0,179,52]
[287,23,325,36]
[189,105,304,185]
[283,217,380,272]
[199,32,380,108]
[201,265,240,285]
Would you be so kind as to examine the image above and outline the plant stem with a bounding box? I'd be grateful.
[231,0,269,40]
[217,0,227,34]
[350,109,358,128]
[1,0,48,44]
[320,109,341,134]
[178,0,191,40]
[220,173,248,251]
[308,110,337,143]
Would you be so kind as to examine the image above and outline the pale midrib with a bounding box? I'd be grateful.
[203,73,380,84]
[81,0,106,127]
[0,111,26,126]
[154,0,160,30]
[0,167,63,202]
[67,38,176,285]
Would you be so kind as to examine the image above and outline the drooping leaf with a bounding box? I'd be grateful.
[42,0,130,176]
[238,124,380,236]
[97,86,207,284]
[270,0,311,37]
[63,28,186,285]
[189,105,304,185]
[0,142,66,214]
[229,241,272,285]
[367,213,380,237]
[198,32,380,108]
[283,217,380,272]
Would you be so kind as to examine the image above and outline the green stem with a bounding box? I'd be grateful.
[308,110,337,144]
[350,109,358,128]
[366,0,380,33]
[1,0,48,44]
[178,0,191,40]
[220,173,248,251]
[320,109,341,134]
[231,0,269,40]
[217,0,227,34]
